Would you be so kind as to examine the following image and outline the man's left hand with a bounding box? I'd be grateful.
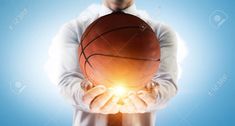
[120,82,159,113]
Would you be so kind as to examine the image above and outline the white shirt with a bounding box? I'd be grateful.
[45,3,178,126]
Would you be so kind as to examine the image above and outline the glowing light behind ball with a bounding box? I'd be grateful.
[113,86,127,97]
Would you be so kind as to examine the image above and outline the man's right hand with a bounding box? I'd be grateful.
[82,82,120,114]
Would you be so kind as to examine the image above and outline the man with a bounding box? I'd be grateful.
[45,0,178,125]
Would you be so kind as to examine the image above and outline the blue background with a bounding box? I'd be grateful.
[0,0,234,126]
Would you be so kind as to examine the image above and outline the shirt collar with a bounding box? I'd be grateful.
[99,3,137,17]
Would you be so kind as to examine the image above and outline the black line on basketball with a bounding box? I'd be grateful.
[78,25,149,62]
[84,59,115,85]
[80,17,103,43]
[83,53,160,85]
[86,53,160,62]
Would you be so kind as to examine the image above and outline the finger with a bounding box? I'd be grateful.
[81,80,93,91]
[83,85,106,105]
[128,94,147,113]
[85,81,94,91]
[120,104,129,113]
[120,98,129,113]
[146,81,160,91]
[109,104,120,114]
[120,98,136,113]
[100,96,119,113]
[120,92,135,113]
[90,90,114,112]
[137,90,156,107]
[145,81,152,90]
[152,84,160,95]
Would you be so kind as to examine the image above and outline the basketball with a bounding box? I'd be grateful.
[78,12,160,90]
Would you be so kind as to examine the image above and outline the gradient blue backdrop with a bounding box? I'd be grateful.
[0,0,234,126]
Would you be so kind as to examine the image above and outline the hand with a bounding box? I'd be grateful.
[82,83,120,114]
[120,82,159,113]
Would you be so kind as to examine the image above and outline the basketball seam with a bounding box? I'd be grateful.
[79,15,106,78]
[80,25,157,80]
[78,26,153,62]
[84,58,115,85]
[80,18,103,42]
[84,55,159,88]
[86,53,161,62]
[84,26,154,50]
[78,13,159,86]
[83,53,160,86]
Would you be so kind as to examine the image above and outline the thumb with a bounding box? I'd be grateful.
[81,79,94,91]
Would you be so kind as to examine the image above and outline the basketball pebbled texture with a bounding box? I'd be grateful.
[78,12,160,90]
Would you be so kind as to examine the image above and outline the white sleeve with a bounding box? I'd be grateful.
[45,21,90,112]
[149,23,178,111]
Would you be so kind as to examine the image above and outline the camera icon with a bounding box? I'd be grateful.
[10,80,27,95]
[209,10,228,29]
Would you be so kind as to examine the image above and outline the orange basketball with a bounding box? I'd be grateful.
[78,12,160,90]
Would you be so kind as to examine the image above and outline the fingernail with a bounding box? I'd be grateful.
[129,94,135,98]
[128,91,135,96]
[98,85,106,90]
[137,91,144,95]
[146,83,151,89]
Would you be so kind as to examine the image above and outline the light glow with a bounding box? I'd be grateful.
[113,86,127,97]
